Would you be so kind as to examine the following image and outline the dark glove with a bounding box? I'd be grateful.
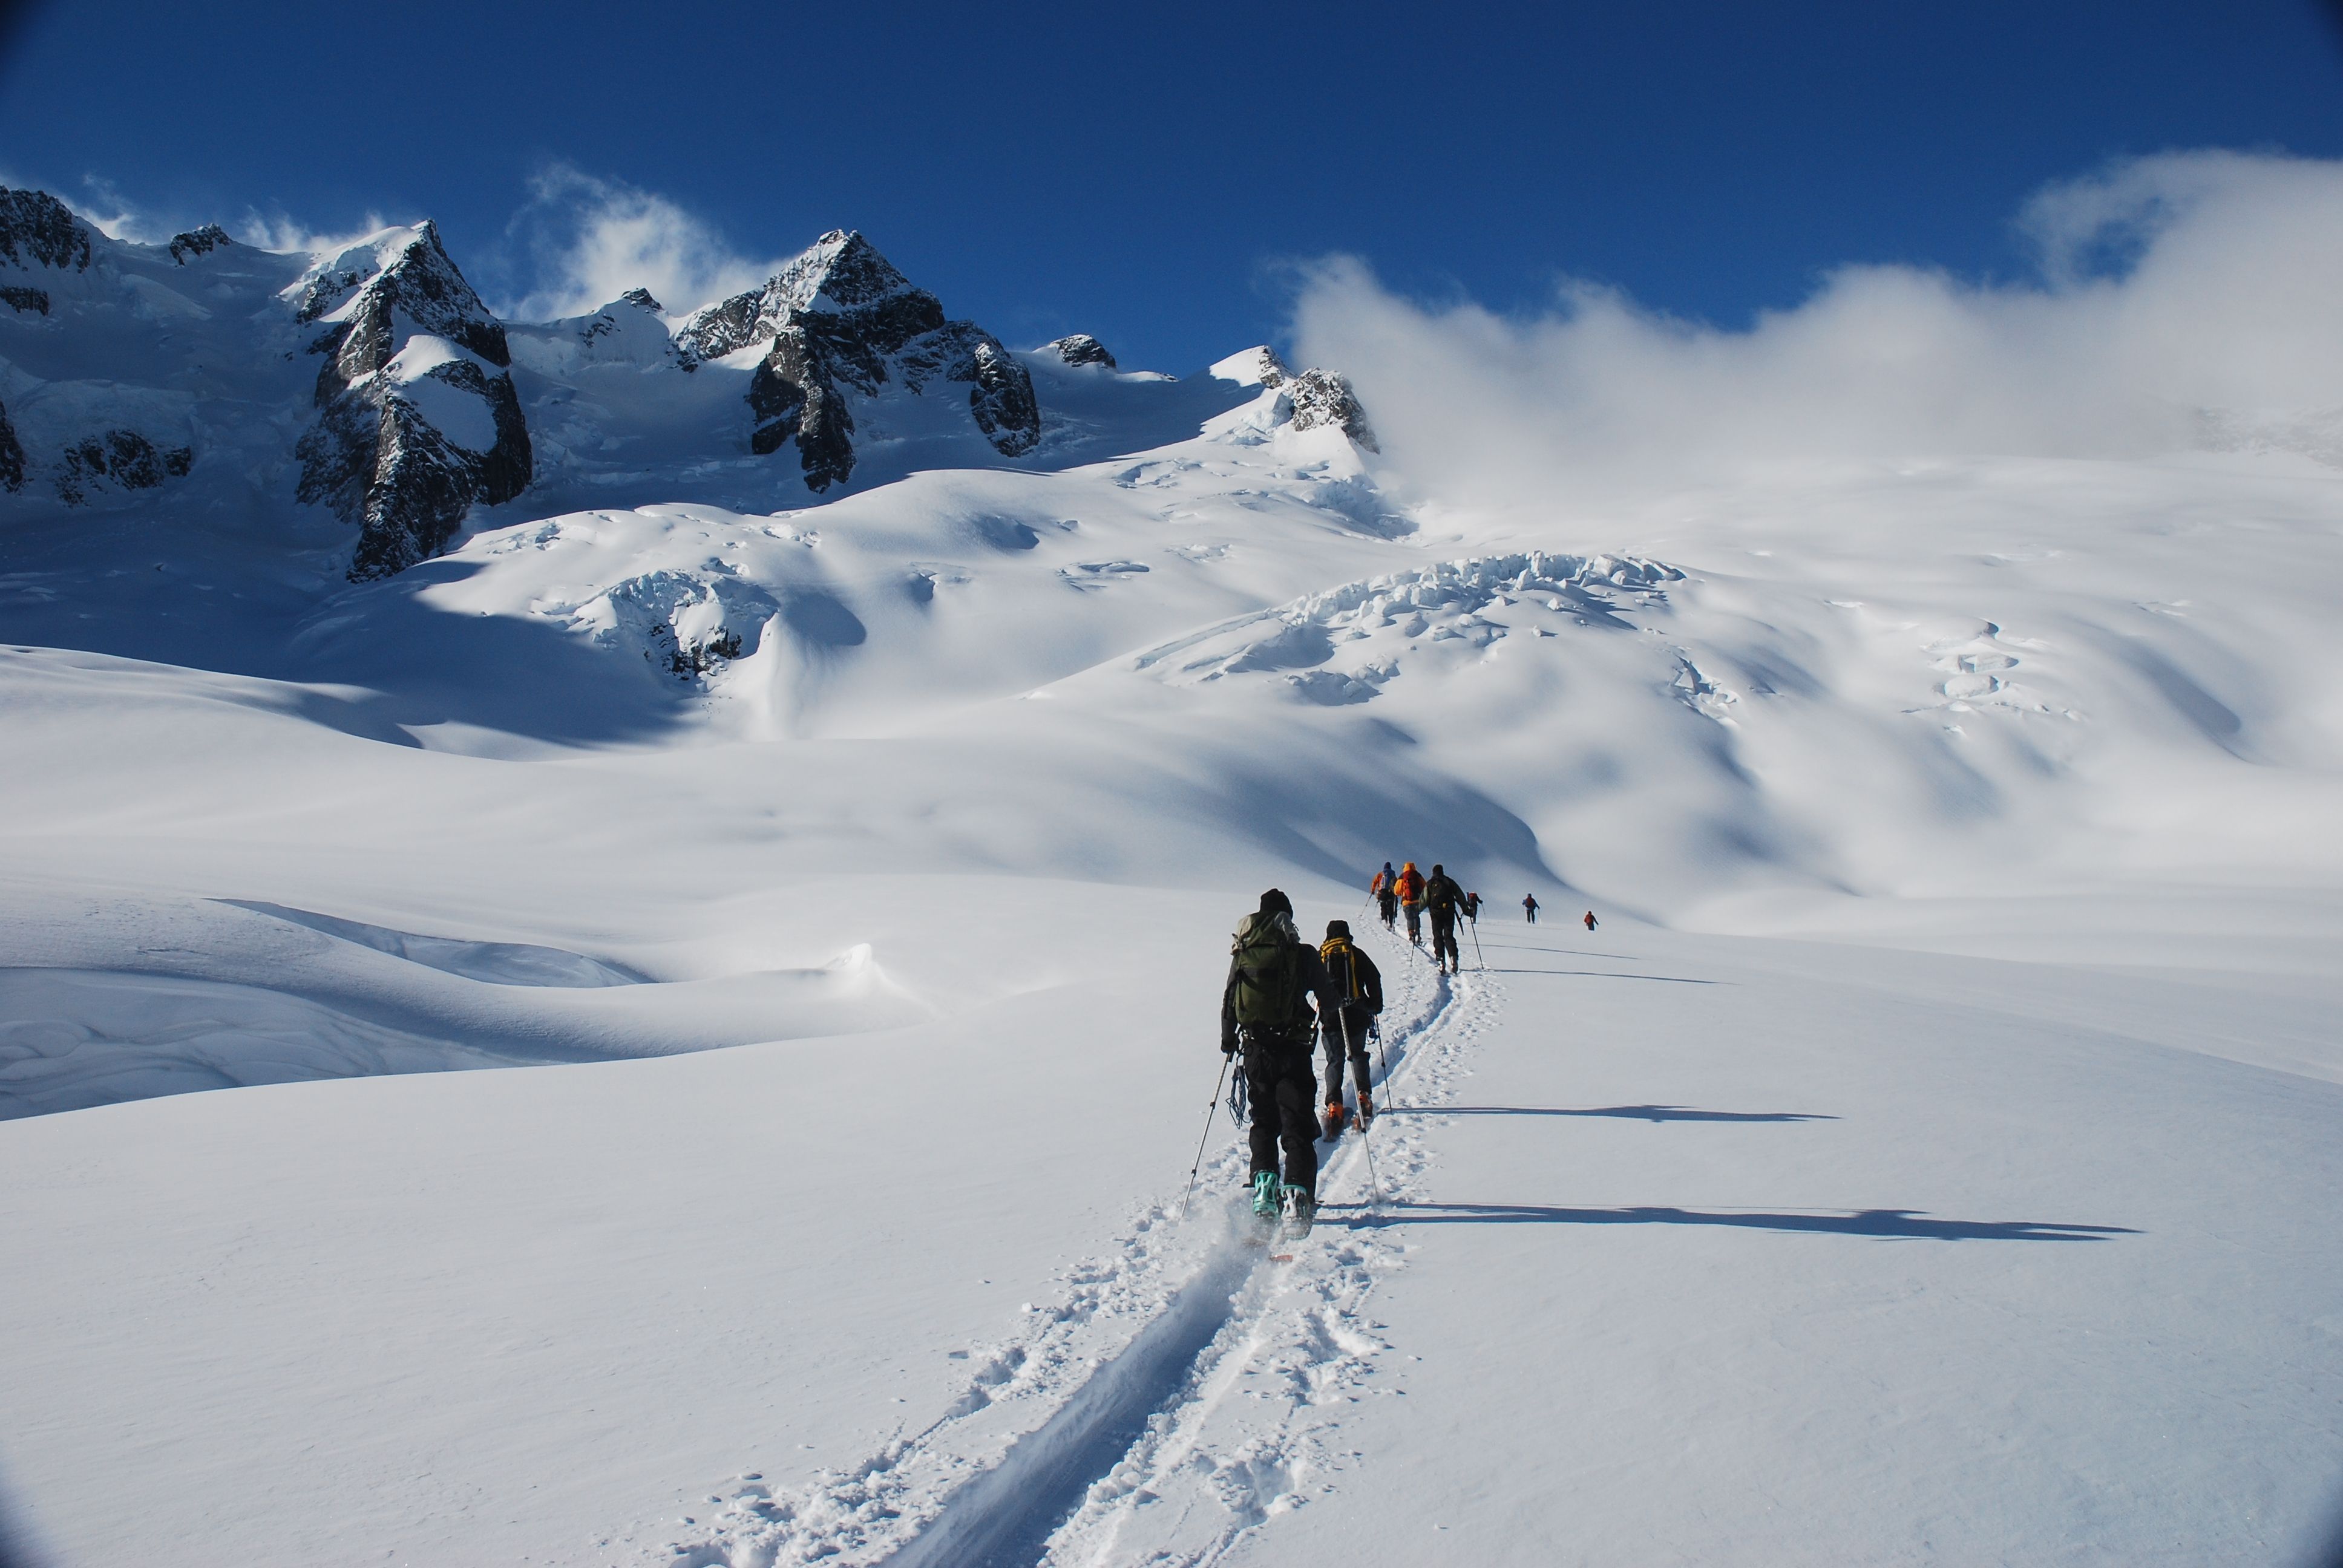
[1221,1038,1237,1056]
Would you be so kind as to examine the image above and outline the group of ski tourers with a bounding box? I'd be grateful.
[1369,860,1484,974]
[1216,872,1603,1240]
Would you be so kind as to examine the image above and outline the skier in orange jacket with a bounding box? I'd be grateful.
[1395,861,1427,946]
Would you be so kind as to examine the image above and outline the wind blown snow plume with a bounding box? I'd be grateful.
[235,208,398,262]
[496,165,791,322]
[1293,151,2343,512]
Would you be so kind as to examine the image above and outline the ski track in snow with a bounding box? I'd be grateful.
[644,917,1498,1568]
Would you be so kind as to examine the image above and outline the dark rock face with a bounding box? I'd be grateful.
[1,285,47,315]
[54,430,194,503]
[340,363,530,581]
[658,623,742,677]
[672,290,761,366]
[0,188,91,272]
[965,335,1041,454]
[1283,368,1379,452]
[292,222,533,580]
[1226,347,1376,450]
[618,287,662,312]
[0,400,23,492]
[168,224,232,264]
[683,230,1041,491]
[747,327,858,488]
[1046,333,1116,369]
[299,221,513,403]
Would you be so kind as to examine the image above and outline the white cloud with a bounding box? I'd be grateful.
[232,208,399,260]
[71,175,174,244]
[494,166,789,322]
[1290,151,2343,517]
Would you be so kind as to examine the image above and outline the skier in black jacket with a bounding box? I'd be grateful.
[1424,864,1467,975]
[1316,920,1384,1135]
[1221,889,1342,1232]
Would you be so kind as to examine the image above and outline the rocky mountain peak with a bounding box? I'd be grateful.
[670,229,1039,492]
[1208,346,1291,388]
[168,224,232,264]
[1205,346,1375,451]
[674,230,926,367]
[1046,334,1117,370]
[618,286,663,313]
[767,229,917,315]
[289,218,532,580]
[291,221,509,372]
[0,188,93,273]
[1283,369,1378,452]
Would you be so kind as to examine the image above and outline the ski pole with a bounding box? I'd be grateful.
[1182,1051,1233,1219]
[1470,920,1484,971]
[1372,1019,1390,1103]
[1360,1113,1381,1202]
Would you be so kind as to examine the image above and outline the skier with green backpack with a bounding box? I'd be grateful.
[1220,889,1342,1236]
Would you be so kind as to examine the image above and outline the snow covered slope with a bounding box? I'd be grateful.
[2,181,2341,1567]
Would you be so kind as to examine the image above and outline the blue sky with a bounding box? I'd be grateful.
[2,1,2340,371]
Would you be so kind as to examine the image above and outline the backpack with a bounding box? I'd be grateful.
[1319,936,1363,1001]
[1230,913,1306,1031]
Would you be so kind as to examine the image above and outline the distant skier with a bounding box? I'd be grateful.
[1395,861,1426,946]
[1424,863,1466,975]
[1461,890,1481,925]
[1221,889,1341,1235]
[1371,863,1398,930]
[1583,910,1599,932]
[1317,920,1384,1137]
[1523,893,1539,924]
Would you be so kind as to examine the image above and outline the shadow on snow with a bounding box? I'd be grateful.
[1335,1201,2134,1242]
[1388,1104,1836,1123]
[1475,968,1720,984]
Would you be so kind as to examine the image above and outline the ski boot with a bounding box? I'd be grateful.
[1357,1091,1374,1130]
[1250,1169,1282,1236]
[1280,1184,1317,1238]
[1324,1100,1346,1140]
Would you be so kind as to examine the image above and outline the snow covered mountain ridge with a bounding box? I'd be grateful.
[0,188,1378,582]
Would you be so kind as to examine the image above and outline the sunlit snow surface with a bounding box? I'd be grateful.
[2,358,2341,1565]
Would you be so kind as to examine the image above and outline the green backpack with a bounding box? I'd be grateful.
[1230,913,1306,1031]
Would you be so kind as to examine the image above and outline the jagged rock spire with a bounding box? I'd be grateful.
[679,230,1040,492]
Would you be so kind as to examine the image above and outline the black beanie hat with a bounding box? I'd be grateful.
[1326,919,1350,939]
[1432,863,1444,876]
[1259,888,1293,917]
